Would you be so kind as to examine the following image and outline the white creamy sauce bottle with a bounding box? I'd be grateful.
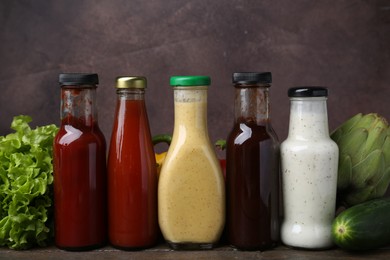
[281,87,339,249]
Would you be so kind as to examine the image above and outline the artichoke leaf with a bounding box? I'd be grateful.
[331,130,343,144]
[344,185,375,206]
[350,149,383,189]
[382,133,390,165]
[362,119,388,158]
[352,113,378,130]
[337,128,367,163]
[337,155,352,190]
[331,113,362,139]
[369,167,390,199]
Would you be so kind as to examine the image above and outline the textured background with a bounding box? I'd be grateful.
[1,0,389,145]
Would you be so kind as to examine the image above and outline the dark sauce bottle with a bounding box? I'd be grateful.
[226,72,280,250]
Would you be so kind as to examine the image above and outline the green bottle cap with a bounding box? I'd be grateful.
[170,76,211,87]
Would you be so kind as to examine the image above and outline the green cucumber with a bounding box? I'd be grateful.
[332,197,390,251]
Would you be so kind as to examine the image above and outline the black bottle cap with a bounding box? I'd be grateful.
[232,72,272,85]
[59,73,99,86]
[288,87,328,97]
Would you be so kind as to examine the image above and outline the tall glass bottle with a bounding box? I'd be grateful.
[281,87,338,249]
[158,76,225,250]
[53,73,107,251]
[107,76,158,249]
[226,72,280,250]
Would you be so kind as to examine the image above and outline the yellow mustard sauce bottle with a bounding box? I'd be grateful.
[158,76,225,250]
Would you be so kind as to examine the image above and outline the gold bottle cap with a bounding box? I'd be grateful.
[115,76,147,89]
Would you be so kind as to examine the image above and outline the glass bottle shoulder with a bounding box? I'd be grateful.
[228,121,278,145]
[160,130,221,176]
[55,119,105,147]
[281,136,338,153]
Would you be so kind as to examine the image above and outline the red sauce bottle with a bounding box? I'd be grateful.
[226,72,280,250]
[53,73,107,251]
[107,76,158,249]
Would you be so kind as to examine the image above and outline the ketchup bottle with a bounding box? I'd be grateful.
[226,72,280,250]
[53,73,107,251]
[107,76,158,249]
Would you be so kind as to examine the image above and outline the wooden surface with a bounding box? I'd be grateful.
[0,244,389,260]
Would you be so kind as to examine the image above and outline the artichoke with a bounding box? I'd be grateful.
[331,113,390,207]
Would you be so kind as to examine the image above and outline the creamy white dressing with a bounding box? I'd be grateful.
[281,97,338,249]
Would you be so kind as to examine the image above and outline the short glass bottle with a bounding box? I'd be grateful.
[158,76,225,250]
[53,73,107,251]
[107,76,158,249]
[226,72,280,250]
[280,87,339,249]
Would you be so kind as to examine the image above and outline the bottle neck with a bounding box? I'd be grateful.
[116,88,145,101]
[234,85,270,125]
[288,97,330,140]
[173,86,208,132]
[115,88,147,123]
[60,86,98,127]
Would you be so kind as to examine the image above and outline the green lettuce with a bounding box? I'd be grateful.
[0,115,58,249]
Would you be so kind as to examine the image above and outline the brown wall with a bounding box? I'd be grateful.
[1,1,389,146]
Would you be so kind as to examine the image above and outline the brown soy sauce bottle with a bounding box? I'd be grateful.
[226,72,280,250]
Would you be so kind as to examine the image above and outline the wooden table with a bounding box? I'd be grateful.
[1,244,389,260]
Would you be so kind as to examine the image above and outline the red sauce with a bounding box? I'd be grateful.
[53,115,107,250]
[107,99,158,249]
[226,121,279,250]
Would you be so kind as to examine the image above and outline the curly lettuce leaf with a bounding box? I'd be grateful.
[0,115,58,249]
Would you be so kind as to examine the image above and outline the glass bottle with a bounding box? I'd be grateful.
[158,76,225,250]
[226,72,280,250]
[281,87,338,249]
[53,73,107,250]
[107,76,158,249]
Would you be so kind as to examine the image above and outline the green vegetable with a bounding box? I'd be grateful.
[0,115,58,250]
[331,113,390,207]
[215,139,226,151]
[331,197,390,251]
[152,134,172,178]
[152,134,172,146]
